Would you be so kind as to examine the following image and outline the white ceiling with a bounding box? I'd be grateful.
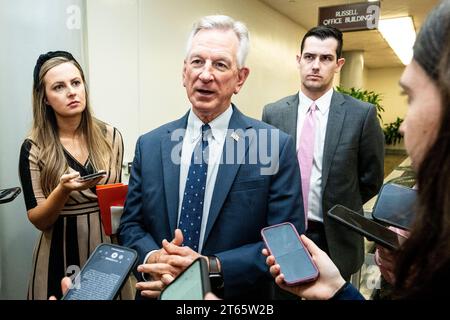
[259,0,439,68]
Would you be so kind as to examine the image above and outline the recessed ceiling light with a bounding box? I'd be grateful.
[378,16,416,65]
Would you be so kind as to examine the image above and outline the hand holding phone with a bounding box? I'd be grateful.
[76,170,107,182]
[261,222,319,285]
[62,243,137,300]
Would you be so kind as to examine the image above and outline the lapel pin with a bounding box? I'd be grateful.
[231,132,240,142]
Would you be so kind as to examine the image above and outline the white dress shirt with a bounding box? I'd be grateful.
[177,105,232,253]
[143,106,232,269]
[296,89,333,222]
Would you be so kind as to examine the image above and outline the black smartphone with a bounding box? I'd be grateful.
[261,222,319,285]
[0,187,21,204]
[372,183,417,230]
[159,257,211,300]
[328,204,407,250]
[77,170,107,182]
[62,243,137,300]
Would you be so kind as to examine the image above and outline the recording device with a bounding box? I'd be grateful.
[372,183,417,230]
[159,257,211,300]
[77,170,107,182]
[327,204,407,250]
[62,243,137,300]
[261,222,319,285]
[0,187,21,204]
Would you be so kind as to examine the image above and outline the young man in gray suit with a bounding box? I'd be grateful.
[262,26,384,281]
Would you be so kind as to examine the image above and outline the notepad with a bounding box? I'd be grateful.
[96,184,128,235]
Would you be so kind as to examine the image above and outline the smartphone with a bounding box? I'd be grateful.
[328,204,407,250]
[77,170,107,182]
[261,222,319,285]
[0,187,21,204]
[372,183,417,230]
[62,243,137,300]
[159,257,211,300]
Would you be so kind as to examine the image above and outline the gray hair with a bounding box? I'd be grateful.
[186,15,249,68]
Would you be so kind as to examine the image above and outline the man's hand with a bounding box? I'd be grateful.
[136,229,193,298]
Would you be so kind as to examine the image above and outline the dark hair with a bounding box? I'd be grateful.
[394,0,450,299]
[33,51,77,90]
[300,25,343,59]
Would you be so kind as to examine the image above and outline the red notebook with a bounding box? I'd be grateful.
[96,183,128,236]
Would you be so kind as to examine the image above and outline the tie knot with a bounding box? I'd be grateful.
[201,124,211,141]
[202,124,210,133]
[309,103,317,113]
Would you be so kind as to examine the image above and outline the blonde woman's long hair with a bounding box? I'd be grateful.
[30,56,112,196]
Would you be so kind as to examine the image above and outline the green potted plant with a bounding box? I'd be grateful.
[383,117,404,145]
[336,86,385,122]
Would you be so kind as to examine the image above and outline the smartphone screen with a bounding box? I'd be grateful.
[63,243,137,300]
[160,257,211,300]
[261,222,318,285]
[0,187,21,204]
[372,183,417,230]
[328,205,406,250]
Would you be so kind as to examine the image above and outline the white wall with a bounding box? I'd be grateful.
[86,0,306,163]
[365,66,408,125]
[0,0,87,299]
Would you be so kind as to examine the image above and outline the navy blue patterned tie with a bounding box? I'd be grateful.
[178,124,210,251]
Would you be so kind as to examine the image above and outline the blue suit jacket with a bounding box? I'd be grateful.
[118,106,304,298]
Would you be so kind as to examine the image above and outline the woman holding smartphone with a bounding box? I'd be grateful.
[19,51,124,299]
[264,0,450,299]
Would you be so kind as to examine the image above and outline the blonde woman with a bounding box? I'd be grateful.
[19,51,123,299]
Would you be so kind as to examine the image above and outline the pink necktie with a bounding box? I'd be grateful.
[298,103,317,229]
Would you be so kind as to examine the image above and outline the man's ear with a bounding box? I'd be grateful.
[296,54,302,70]
[234,67,250,94]
[335,57,345,73]
[182,60,187,88]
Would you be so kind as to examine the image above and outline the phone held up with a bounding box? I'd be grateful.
[261,222,319,285]
[371,183,417,231]
[327,204,407,251]
[62,243,137,300]
[0,187,21,204]
[159,257,211,300]
[76,170,107,182]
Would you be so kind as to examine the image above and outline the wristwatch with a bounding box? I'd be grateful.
[208,256,224,290]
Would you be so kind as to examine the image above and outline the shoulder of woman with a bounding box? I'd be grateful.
[22,138,40,150]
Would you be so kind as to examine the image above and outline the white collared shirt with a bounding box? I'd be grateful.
[142,106,232,269]
[296,88,333,222]
[177,105,233,253]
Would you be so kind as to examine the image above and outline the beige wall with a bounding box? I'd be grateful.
[86,0,306,162]
[365,67,408,125]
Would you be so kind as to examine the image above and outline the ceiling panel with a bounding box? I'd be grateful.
[259,0,439,68]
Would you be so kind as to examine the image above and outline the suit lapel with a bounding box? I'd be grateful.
[161,112,189,234]
[282,94,299,145]
[322,91,346,190]
[203,106,252,244]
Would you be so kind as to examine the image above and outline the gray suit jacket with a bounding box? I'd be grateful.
[262,91,384,278]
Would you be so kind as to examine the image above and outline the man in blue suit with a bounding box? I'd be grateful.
[118,15,304,299]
